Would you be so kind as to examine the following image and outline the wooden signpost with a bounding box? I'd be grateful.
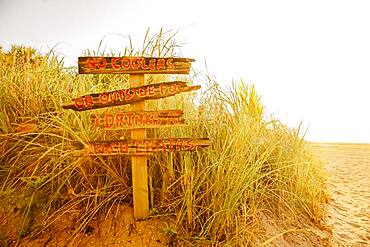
[63,56,210,219]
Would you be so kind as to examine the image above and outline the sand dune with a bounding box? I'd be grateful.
[314,143,370,246]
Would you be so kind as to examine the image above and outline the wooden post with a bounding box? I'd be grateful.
[129,74,149,219]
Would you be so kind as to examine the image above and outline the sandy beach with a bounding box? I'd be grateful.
[314,143,370,246]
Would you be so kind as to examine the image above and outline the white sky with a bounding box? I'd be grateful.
[1,0,370,143]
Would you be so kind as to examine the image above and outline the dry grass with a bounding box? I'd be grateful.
[0,30,329,246]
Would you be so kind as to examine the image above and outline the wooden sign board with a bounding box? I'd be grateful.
[78,57,195,74]
[62,81,200,111]
[78,138,211,156]
[65,55,208,219]
[91,110,185,129]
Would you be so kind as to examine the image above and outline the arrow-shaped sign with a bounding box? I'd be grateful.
[62,81,200,111]
[90,109,185,129]
[75,138,211,156]
[78,57,195,74]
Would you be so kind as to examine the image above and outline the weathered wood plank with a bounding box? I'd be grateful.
[76,138,212,156]
[78,57,195,74]
[62,81,200,111]
[130,73,149,219]
[91,109,185,129]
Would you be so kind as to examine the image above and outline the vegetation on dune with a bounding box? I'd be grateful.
[0,31,329,245]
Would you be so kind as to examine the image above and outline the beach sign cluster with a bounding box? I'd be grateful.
[62,56,211,218]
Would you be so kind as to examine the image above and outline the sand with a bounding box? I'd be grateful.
[314,143,370,246]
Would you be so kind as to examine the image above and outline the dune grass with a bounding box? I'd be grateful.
[0,30,328,245]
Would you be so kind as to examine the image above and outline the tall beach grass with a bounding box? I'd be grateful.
[0,30,328,245]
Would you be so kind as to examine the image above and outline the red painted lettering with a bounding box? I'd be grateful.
[153,113,161,125]
[118,90,125,101]
[73,97,85,109]
[115,113,126,128]
[139,140,148,153]
[120,142,129,153]
[176,139,183,151]
[111,57,121,69]
[160,84,167,94]
[109,92,117,102]
[149,59,156,70]
[186,140,194,150]
[99,92,109,104]
[131,88,137,98]
[90,115,100,126]
[168,84,177,93]
[104,114,114,128]
[167,111,178,124]
[122,58,130,69]
[111,143,120,154]
[166,58,175,70]
[97,57,107,69]
[145,113,154,125]
[148,85,155,96]
[91,143,102,153]
[157,59,165,70]
[85,96,94,107]
[134,114,143,126]
[177,83,184,91]
[139,87,147,97]
[86,58,96,69]
[124,89,134,101]
[126,112,133,126]
[102,143,111,154]
[169,139,175,150]
[157,141,165,152]
[141,58,149,69]
[130,141,138,154]
[131,58,140,69]
[144,140,154,152]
